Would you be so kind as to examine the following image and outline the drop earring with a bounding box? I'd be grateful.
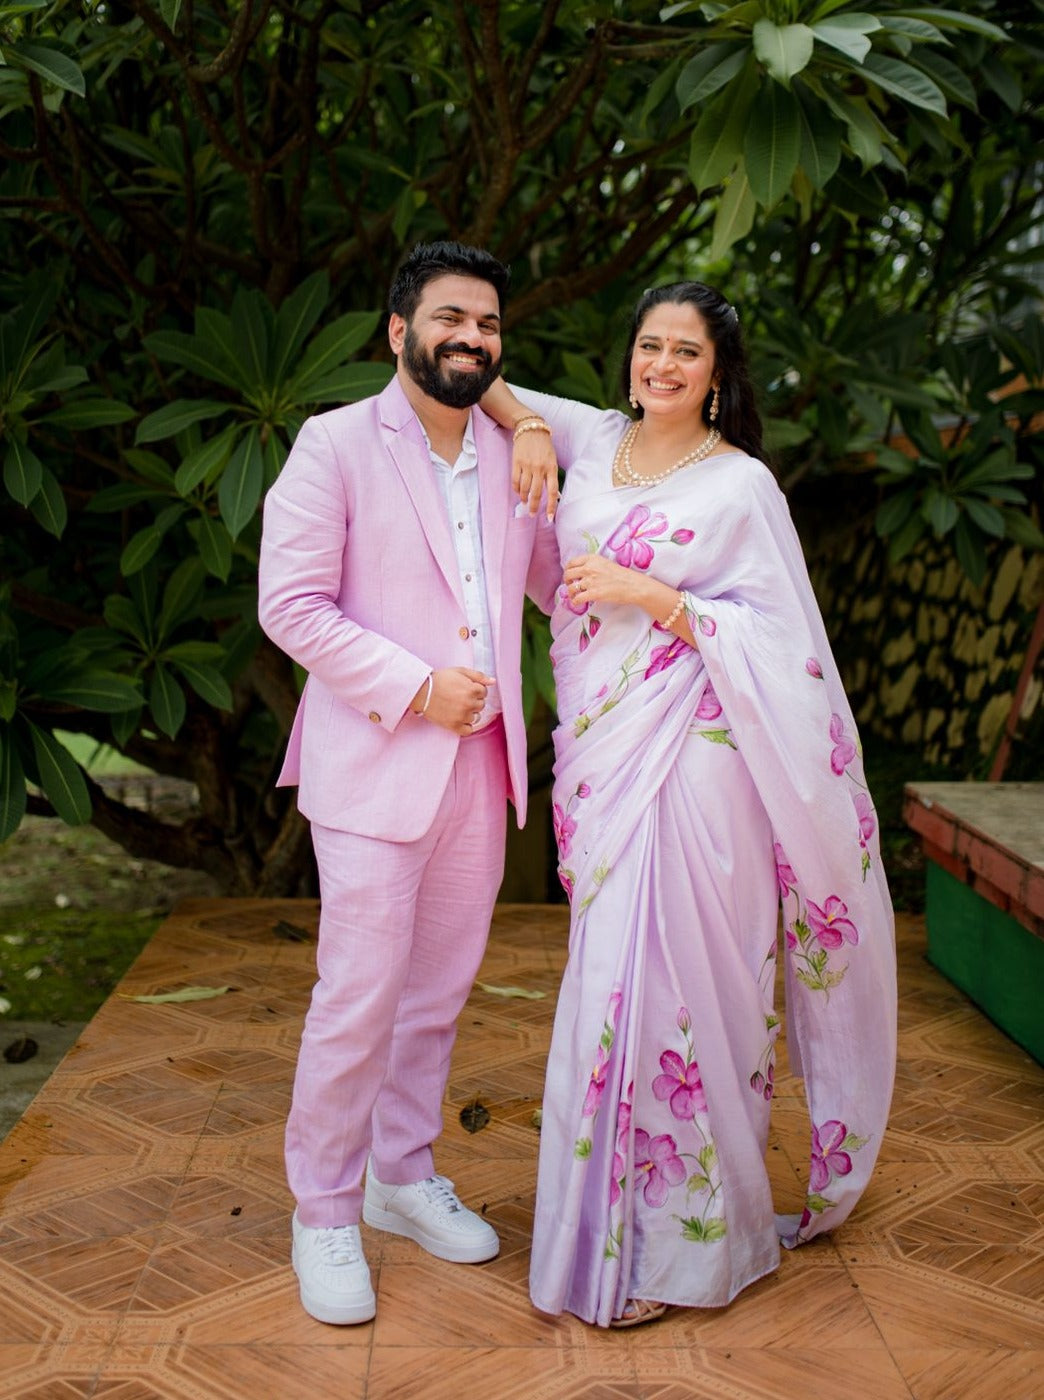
[629,383,639,411]
[709,385,720,422]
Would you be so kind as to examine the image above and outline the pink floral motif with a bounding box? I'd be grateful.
[556,582,589,617]
[677,1007,691,1034]
[609,1146,625,1206]
[633,1129,686,1207]
[829,713,856,774]
[774,841,796,898]
[671,528,695,544]
[806,895,859,949]
[558,868,573,898]
[652,1049,707,1119]
[616,1094,631,1144]
[853,791,876,846]
[582,1045,609,1116]
[810,1120,854,1191]
[552,802,577,859]
[606,505,670,570]
[695,682,722,721]
[806,657,823,679]
[645,635,688,679]
[697,612,716,637]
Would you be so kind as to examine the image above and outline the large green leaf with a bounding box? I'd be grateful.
[794,87,841,191]
[0,726,27,843]
[135,398,229,445]
[710,169,756,261]
[304,362,395,405]
[218,426,263,539]
[9,40,85,97]
[860,53,947,116]
[120,525,163,577]
[42,670,142,712]
[752,20,814,85]
[28,467,67,537]
[171,659,233,710]
[676,42,747,113]
[900,8,1006,41]
[149,662,186,738]
[3,438,43,507]
[271,271,331,387]
[688,59,758,191]
[143,328,243,391]
[28,722,91,824]
[87,483,165,513]
[174,424,238,497]
[231,289,274,390]
[43,398,137,429]
[157,558,207,640]
[289,312,383,396]
[193,513,233,581]
[810,14,880,64]
[744,83,801,208]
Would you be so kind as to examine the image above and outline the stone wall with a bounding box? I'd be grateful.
[798,489,1043,777]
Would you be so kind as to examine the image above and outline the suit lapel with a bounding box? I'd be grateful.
[380,379,464,609]
[474,408,509,633]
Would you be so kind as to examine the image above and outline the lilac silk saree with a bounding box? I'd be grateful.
[515,392,897,1326]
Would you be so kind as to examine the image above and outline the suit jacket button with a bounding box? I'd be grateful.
[458,625,469,640]
[368,711,381,724]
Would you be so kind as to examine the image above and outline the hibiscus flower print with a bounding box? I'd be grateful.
[644,634,688,679]
[774,841,796,899]
[652,1049,707,1119]
[695,682,722,721]
[606,504,669,569]
[829,713,857,774]
[806,895,859,950]
[552,801,577,860]
[809,1120,855,1192]
[853,791,876,845]
[633,1129,686,1207]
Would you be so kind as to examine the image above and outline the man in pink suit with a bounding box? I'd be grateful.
[258,242,558,1325]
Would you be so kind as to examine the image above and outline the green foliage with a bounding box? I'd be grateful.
[0,0,1040,888]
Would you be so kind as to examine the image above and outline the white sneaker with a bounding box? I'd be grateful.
[363,1167,499,1263]
[291,1211,376,1325]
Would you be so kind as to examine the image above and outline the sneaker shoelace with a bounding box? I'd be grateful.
[315,1225,362,1265]
[419,1174,463,1216]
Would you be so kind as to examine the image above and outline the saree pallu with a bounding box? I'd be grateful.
[530,448,897,1326]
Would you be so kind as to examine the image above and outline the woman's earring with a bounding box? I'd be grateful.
[629,383,639,411]
[709,385,720,422]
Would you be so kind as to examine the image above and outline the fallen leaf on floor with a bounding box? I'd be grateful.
[272,920,313,942]
[118,985,233,1003]
[4,1036,38,1064]
[459,1100,491,1133]
[476,982,546,1000]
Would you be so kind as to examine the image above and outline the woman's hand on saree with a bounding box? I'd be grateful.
[563,553,645,607]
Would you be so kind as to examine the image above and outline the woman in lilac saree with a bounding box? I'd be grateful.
[510,283,896,1327]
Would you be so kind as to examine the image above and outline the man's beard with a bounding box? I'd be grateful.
[402,326,502,408]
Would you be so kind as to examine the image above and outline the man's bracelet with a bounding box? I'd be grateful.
[512,417,552,442]
[418,673,434,715]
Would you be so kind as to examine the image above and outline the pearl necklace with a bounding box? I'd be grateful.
[612,419,722,487]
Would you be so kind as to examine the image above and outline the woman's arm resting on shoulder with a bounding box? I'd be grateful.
[481,377,560,519]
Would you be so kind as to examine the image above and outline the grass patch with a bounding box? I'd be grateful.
[0,908,160,1022]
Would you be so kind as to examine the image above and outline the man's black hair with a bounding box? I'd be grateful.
[388,241,510,321]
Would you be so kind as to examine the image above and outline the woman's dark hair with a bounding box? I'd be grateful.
[619,281,764,461]
[388,241,510,321]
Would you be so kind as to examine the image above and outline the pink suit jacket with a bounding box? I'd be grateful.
[258,376,560,841]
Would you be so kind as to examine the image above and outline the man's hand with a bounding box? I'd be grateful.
[411,668,495,735]
[512,427,560,520]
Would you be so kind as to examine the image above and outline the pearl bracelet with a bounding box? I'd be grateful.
[660,594,686,630]
[512,417,552,442]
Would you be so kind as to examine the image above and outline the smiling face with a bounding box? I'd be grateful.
[629,301,718,425]
[389,272,504,409]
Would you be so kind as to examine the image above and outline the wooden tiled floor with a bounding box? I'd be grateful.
[1,900,1041,1399]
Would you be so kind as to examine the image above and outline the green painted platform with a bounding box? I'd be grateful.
[904,781,1044,1066]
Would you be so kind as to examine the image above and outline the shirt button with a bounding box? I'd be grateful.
[471,628,477,637]
[465,573,472,582]
[458,626,469,640]
[368,711,381,724]
[457,521,465,530]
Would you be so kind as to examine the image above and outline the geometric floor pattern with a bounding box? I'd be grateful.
[0,900,1041,1400]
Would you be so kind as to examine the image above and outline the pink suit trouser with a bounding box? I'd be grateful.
[285,721,509,1226]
